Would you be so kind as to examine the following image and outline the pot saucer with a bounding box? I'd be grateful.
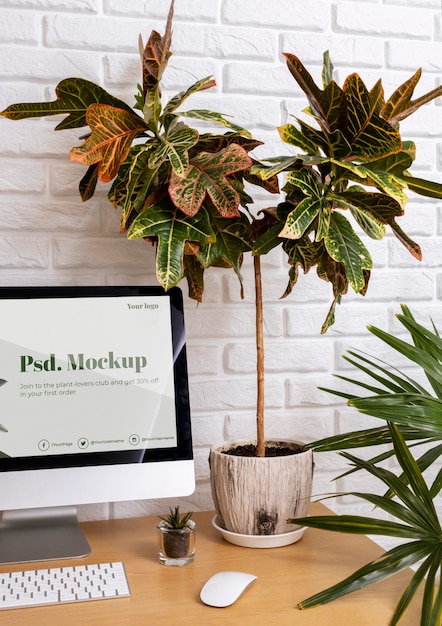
[212,516,306,548]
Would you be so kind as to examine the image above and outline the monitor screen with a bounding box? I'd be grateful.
[0,285,195,564]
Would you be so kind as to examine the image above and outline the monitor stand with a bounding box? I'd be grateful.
[0,506,91,565]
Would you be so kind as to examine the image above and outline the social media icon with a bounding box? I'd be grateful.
[77,438,89,449]
[38,439,50,451]
[129,434,140,446]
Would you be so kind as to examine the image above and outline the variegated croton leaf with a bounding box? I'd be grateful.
[169,143,253,218]
[252,50,442,330]
[127,200,216,291]
[70,104,149,182]
[194,209,253,298]
[176,208,254,303]
[148,124,200,177]
[0,0,278,306]
[137,0,174,130]
[140,0,174,97]
[0,78,132,130]
[127,183,254,297]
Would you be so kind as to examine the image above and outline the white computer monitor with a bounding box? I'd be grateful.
[0,285,195,564]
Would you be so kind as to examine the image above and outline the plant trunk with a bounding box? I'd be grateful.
[254,255,265,457]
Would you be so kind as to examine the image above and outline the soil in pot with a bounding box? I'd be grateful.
[162,530,191,558]
[223,441,305,457]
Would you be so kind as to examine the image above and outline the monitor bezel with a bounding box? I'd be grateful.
[0,284,193,473]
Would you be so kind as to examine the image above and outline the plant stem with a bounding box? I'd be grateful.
[254,254,265,457]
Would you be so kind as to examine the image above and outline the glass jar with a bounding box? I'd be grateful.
[157,520,196,566]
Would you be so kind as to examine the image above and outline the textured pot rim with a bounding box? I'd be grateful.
[210,439,312,455]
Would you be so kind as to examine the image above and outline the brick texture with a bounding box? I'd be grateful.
[0,0,441,527]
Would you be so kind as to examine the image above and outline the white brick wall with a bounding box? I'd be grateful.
[0,0,441,539]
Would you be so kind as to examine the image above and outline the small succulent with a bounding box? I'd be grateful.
[159,507,193,529]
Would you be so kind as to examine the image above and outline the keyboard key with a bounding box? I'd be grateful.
[0,562,130,610]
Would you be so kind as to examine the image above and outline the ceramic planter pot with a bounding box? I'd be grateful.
[209,440,313,542]
[157,520,196,566]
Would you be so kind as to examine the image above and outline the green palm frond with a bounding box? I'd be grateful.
[310,305,442,454]
[309,425,432,452]
[290,424,442,625]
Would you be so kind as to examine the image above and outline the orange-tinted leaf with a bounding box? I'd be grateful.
[381,69,442,125]
[141,0,174,95]
[390,222,422,261]
[70,104,148,182]
[79,164,99,201]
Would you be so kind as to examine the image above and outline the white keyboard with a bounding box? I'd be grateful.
[0,561,130,610]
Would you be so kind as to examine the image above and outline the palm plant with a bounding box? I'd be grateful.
[291,423,442,625]
[311,305,442,474]
[289,307,442,624]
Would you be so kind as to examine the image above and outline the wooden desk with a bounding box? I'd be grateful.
[0,504,421,625]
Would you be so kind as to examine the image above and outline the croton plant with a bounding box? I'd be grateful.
[1,1,278,304]
[252,53,442,330]
[1,0,442,457]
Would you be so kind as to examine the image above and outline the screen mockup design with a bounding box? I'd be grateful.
[0,295,176,459]
[0,286,194,564]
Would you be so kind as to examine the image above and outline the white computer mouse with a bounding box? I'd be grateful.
[200,571,257,607]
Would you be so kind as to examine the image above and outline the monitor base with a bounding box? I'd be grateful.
[0,505,91,565]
